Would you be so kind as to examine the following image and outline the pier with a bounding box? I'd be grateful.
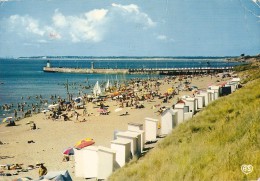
[43,66,233,75]
[128,67,234,75]
[43,67,129,74]
[43,61,234,75]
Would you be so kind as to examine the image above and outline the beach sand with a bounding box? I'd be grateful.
[0,75,229,181]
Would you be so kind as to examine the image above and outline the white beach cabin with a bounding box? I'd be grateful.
[160,108,178,135]
[111,139,131,168]
[74,146,98,179]
[127,122,144,152]
[183,98,196,114]
[97,146,116,180]
[184,112,193,121]
[200,91,209,106]
[127,130,145,153]
[196,95,205,109]
[231,78,240,83]
[116,131,140,157]
[74,146,115,180]
[226,82,237,93]
[207,89,215,103]
[209,86,220,99]
[174,103,185,124]
[145,117,159,142]
[194,97,198,112]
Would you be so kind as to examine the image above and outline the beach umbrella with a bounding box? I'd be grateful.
[74,139,95,149]
[63,147,74,155]
[113,92,119,96]
[74,138,93,147]
[2,117,13,123]
[74,97,82,103]
[167,88,174,94]
[114,108,123,112]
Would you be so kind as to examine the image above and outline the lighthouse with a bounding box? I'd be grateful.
[46,60,51,68]
[91,62,94,69]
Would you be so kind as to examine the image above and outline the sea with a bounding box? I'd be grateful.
[0,57,242,121]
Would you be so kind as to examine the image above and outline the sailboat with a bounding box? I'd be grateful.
[105,79,111,91]
[115,75,120,89]
[93,81,101,97]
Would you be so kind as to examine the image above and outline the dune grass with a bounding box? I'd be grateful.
[109,64,260,181]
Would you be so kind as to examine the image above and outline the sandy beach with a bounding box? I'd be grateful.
[0,75,229,181]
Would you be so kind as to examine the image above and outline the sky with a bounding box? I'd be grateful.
[0,0,259,57]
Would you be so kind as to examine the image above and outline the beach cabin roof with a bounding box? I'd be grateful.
[177,99,186,104]
[231,78,240,82]
[145,117,159,122]
[161,108,178,117]
[185,98,195,101]
[209,86,220,90]
[116,131,138,138]
[174,103,185,109]
[111,139,131,145]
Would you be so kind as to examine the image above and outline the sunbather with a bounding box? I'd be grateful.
[38,163,47,177]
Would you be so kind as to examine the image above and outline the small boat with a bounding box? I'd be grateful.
[93,81,101,97]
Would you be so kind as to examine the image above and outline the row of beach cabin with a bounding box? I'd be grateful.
[73,77,241,180]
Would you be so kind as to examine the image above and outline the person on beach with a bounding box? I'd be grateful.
[14,109,17,119]
[30,121,36,130]
[38,163,47,177]
[75,111,79,120]
[83,107,87,116]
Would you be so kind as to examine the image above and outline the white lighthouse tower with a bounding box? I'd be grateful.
[46,60,51,68]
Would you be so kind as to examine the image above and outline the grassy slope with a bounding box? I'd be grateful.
[109,64,260,181]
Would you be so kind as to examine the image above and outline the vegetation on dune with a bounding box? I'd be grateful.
[109,63,260,181]
[234,62,260,84]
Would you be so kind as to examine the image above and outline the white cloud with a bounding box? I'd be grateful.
[85,9,108,22]
[0,0,20,2]
[52,9,67,28]
[157,34,167,40]
[6,3,156,43]
[37,39,48,43]
[9,15,45,36]
[0,0,20,1]
[52,8,108,42]
[111,3,156,28]
[156,34,174,42]
[112,3,139,13]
